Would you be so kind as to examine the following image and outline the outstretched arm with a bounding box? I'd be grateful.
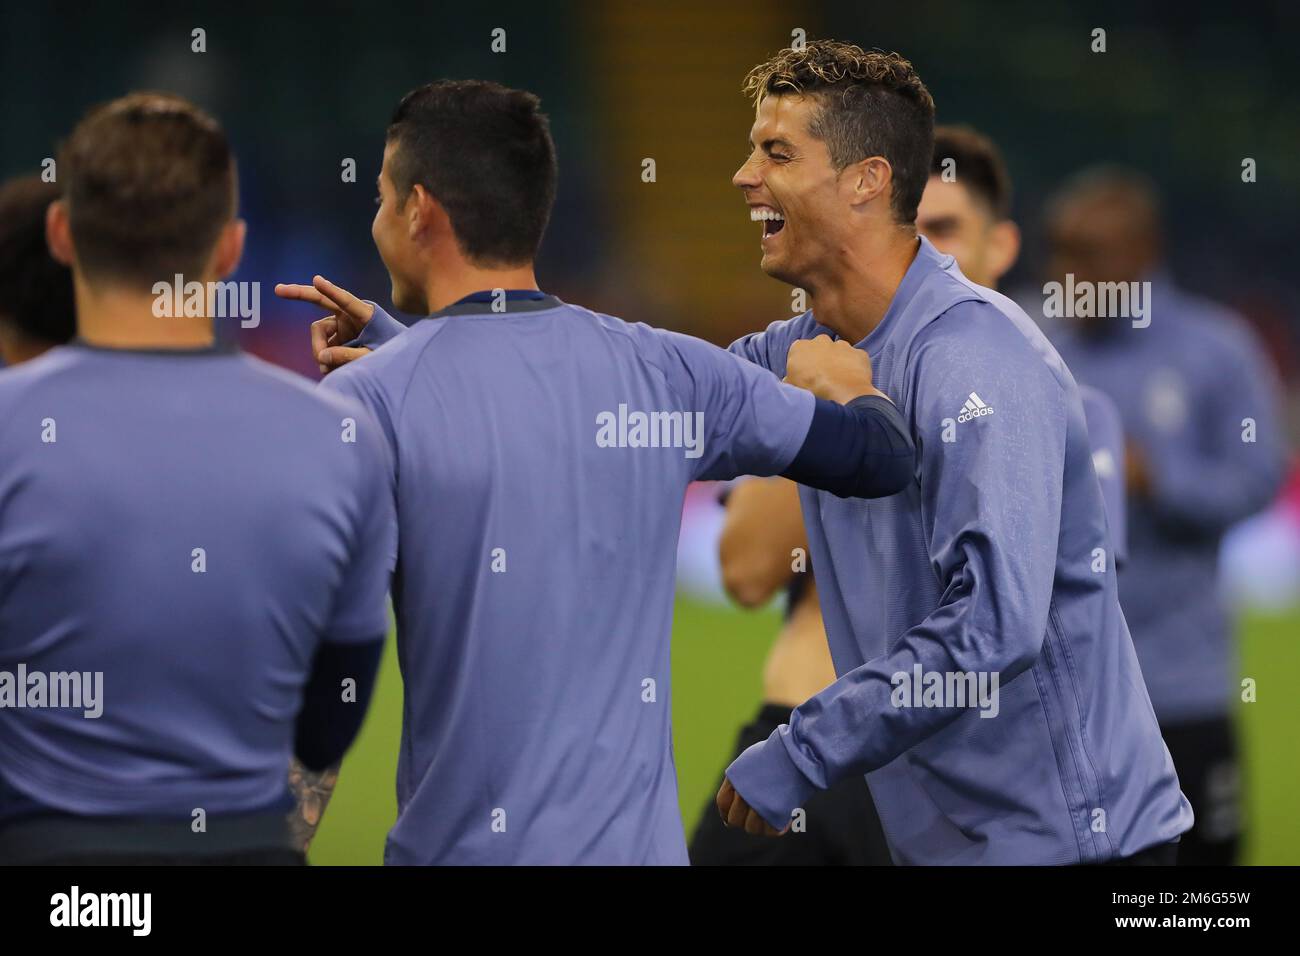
[662,329,915,500]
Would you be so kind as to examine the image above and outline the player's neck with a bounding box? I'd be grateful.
[423,262,540,314]
[809,231,919,345]
[74,277,215,350]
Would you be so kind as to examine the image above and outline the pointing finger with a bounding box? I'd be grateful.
[274,283,335,309]
[312,275,373,323]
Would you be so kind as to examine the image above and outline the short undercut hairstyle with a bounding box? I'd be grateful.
[931,125,1012,220]
[743,41,936,224]
[0,176,75,346]
[386,80,557,266]
[59,92,237,287]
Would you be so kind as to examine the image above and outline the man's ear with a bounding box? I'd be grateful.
[210,219,246,281]
[46,199,75,266]
[986,219,1021,285]
[847,156,893,210]
[406,184,451,242]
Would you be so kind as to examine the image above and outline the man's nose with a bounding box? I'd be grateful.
[733,157,760,190]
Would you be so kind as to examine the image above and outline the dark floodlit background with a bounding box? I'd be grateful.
[2,0,1297,863]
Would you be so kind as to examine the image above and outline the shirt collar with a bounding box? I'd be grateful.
[68,336,237,357]
[451,289,549,306]
[428,289,563,319]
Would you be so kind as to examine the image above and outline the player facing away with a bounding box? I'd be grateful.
[691,124,1127,866]
[716,41,1192,864]
[0,176,75,367]
[275,79,916,864]
[1044,169,1288,864]
[0,94,393,865]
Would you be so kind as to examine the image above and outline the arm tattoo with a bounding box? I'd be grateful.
[287,759,340,854]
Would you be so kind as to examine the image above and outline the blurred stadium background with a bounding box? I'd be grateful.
[2,0,1296,863]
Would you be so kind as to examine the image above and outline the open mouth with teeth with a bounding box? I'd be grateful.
[751,207,786,237]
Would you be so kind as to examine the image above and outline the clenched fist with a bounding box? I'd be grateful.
[716,777,787,837]
[784,334,887,405]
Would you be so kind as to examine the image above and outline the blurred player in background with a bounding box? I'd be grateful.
[0,94,391,865]
[277,79,916,864]
[717,41,1190,864]
[0,176,74,367]
[1045,168,1289,864]
[692,123,1127,865]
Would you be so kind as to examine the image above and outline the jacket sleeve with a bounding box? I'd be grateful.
[653,328,814,482]
[727,313,813,376]
[346,303,409,350]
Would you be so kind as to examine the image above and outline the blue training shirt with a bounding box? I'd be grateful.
[329,293,819,864]
[0,341,393,821]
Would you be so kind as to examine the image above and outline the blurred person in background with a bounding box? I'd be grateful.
[1045,167,1290,864]
[694,123,1127,865]
[0,176,75,367]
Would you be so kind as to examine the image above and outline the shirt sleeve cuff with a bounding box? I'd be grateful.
[347,303,408,350]
[724,723,818,831]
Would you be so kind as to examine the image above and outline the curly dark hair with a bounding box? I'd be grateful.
[743,41,935,224]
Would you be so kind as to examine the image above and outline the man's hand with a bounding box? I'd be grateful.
[274,275,375,374]
[716,777,787,837]
[286,758,340,855]
[784,334,887,405]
